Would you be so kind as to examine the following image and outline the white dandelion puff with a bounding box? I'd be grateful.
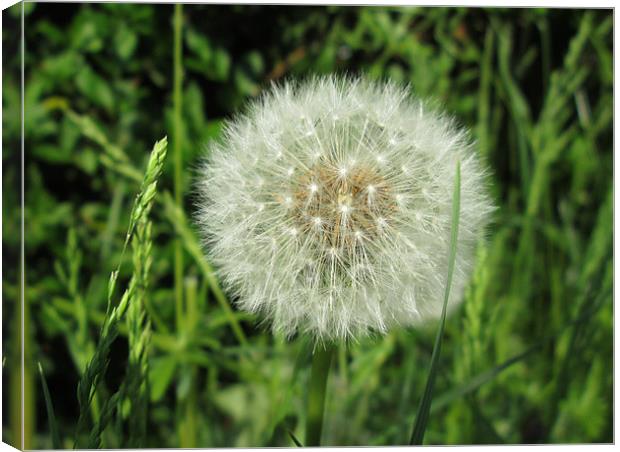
[195,75,494,343]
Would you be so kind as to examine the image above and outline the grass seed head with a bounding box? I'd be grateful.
[196,75,494,342]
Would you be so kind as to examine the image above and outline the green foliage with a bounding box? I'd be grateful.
[2,4,612,448]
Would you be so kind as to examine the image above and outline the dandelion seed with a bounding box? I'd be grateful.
[376,217,388,230]
[196,75,494,342]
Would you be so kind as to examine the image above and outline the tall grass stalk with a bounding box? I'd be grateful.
[74,137,168,448]
[11,252,33,449]
[15,1,34,446]
[172,6,200,446]
[179,277,199,447]
[125,217,153,447]
[173,2,185,332]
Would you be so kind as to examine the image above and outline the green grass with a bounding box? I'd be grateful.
[1,4,612,448]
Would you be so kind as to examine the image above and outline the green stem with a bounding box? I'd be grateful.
[172,5,191,448]
[305,344,334,446]
[173,2,184,331]
[16,2,34,447]
[179,277,198,447]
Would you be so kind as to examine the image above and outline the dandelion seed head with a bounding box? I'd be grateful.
[196,75,494,342]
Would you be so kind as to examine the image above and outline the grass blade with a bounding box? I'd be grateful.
[409,159,461,445]
[288,430,304,447]
[38,362,62,449]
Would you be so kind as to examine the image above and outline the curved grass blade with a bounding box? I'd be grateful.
[37,362,62,449]
[288,430,304,447]
[409,160,460,445]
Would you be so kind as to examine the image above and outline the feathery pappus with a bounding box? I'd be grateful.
[196,75,494,342]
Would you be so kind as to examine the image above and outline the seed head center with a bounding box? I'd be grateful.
[287,161,396,251]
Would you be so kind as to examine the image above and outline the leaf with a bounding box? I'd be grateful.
[75,65,114,112]
[410,159,461,445]
[234,68,259,96]
[115,24,138,60]
[184,82,207,136]
[211,50,232,81]
[244,50,264,75]
[70,12,104,52]
[32,144,73,164]
[185,28,212,62]
[75,147,99,174]
[42,51,84,81]
[38,362,62,449]
[185,28,231,81]
[149,356,178,402]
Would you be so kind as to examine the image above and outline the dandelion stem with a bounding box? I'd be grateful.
[305,344,334,446]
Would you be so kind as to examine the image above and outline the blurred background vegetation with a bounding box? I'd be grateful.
[2,3,613,447]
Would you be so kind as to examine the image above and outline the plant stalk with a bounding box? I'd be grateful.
[173,2,184,331]
[172,7,194,448]
[305,344,334,446]
[179,277,198,447]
